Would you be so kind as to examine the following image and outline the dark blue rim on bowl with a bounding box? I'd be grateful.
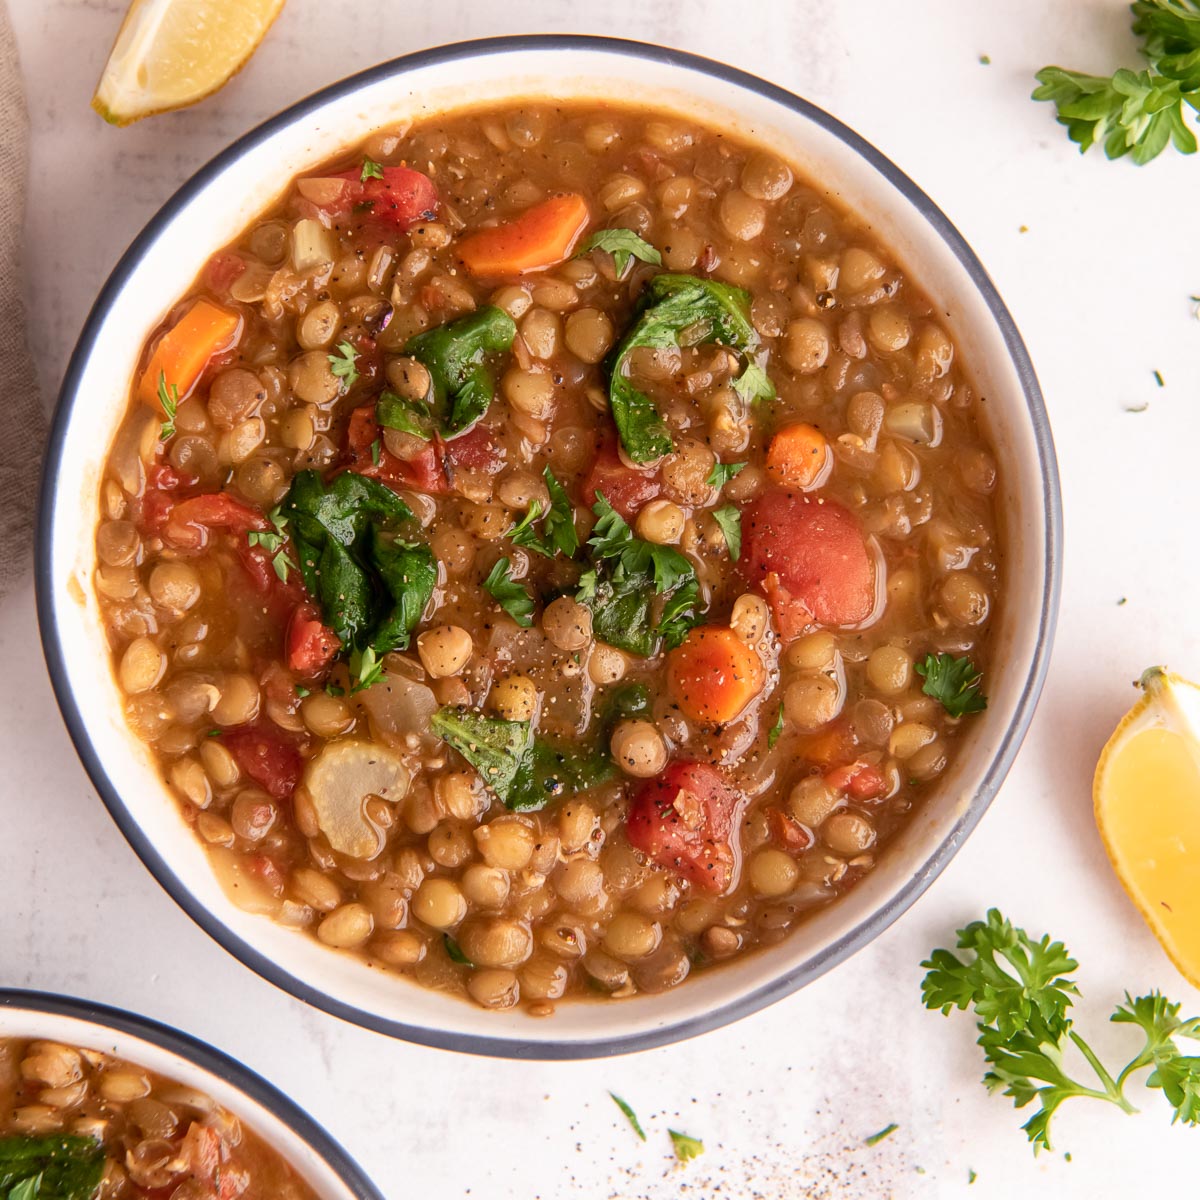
[36,34,1063,1059]
[0,988,385,1199]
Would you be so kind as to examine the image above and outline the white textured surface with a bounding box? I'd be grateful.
[2,0,1197,1195]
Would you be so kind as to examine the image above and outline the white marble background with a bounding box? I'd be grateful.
[3,0,1199,1195]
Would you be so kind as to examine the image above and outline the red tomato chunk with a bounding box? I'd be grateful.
[220,724,302,801]
[626,761,745,893]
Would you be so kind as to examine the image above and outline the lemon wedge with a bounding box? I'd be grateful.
[92,0,286,126]
[1095,666,1200,986]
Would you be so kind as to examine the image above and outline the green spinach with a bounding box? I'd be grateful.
[0,1136,105,1200]
[404,306,516,437]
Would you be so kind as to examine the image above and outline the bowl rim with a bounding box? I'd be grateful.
[35,33,1063,1059]
[0,987,385,1198]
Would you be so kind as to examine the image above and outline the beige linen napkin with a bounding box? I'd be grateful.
[0,0,39,601]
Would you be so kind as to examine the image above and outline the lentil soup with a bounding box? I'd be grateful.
[0,1036,318,1198]
[94,101,1001,1014]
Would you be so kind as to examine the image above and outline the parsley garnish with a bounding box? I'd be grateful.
[923,908,1200,1152]
[767,700,784,749]
[370,437,382,466]
[864,1123,898,1147]
[711,504,741,561]
[577,228,663,277]
[349,644,385,693]
[915,653,988,717]
[505,468,579,558]
[246,505,297,583]
[360,158,385,182]
[295,685,311,698]
[706,460,746,489]
[1033,1,1200,164]
[482,557,534,627]
[328,340,360,391]
[444,934,473,965]
[668,1129,705,1163]
[157,370,179,440]
[731,361,776,403]
[608,1093,646,1141]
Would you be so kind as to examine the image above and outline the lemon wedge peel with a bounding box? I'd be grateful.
[92,0,286,127]
[1094,664,1200,989]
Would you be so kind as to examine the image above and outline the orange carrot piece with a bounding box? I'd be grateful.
[457,193,590,276]
[667,626,765,725]
[138,299,242,411]
[765,423,830,490]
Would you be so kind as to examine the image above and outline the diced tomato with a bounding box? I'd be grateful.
[345,404,502,495]
[134,463,198,537]
[768,808,814,851]
[316,165,438,230]
[825,760,887,802]
[798,720,857,770]
[741,490,877,636]
[220,723,301,801]
[626,761,745,893]
[582,433,662,520]
[287,602,340,676]
[204,251,246,294]
[163,492,270,552]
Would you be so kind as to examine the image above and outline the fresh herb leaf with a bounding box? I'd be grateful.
[578,494,701,656]
[0,1135,106,1200]
[731,361,776,404]
[246,505,297,583]
[706,460,746,489]
[349,644,385,693]
[505,500,547,555]
[370,437,382,466]
[608,1093,646,1141]
[328,340,360,391]
[294,685,311,698]
[915,653,988,717]
[541,468,580,557]
[864,1123,899,1147]
[156,370,179,441]
[376,390,435,441]
[920,909,1200,1152]
[768,700,785,749]
[404,306,516,437]
[360,157,385,182]
[668,1130,705,1162]
[969,1169,978,1184]
[444,934,473,965]
[711,503,741,561]
[605,274,762,463]
[482,557,535,627]
[577,228,663,277]
[325,683,345,697]
[431,708,535,807]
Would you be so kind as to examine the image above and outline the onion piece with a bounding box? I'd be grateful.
[296,177,350,207]
[291,218,335,272]
[883,401,942,445]
[304,741,410,858]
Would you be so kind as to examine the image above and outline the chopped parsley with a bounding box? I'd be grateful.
[711,503,741,561]
[915,653,988,717]
[731,361,776,403]
[360,157,385,182]
[444,934,473,965]
[157,370,179,441]
[864,1123,899,1147]
[505,468,579,558]
[328,340,360,391]
[706,459,746,489]
[668,1130,705,1163]
[482,557,535,627]
[370,437,382,466]
[246,505,297,583]
[576,228,663,277]
[768,700,785,749]
[608,1093,646,1141]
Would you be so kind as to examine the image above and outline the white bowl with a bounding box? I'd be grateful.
[0,989,382,1198]
[37,36,1061,1058]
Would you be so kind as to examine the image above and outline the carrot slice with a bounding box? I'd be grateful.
[138,299,242,411]
[765,423,830,490]
[667,626,765,725]
[457,193,590,276]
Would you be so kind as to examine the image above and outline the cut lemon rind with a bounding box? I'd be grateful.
[1094,666,1200,989]
[92,0,286,126]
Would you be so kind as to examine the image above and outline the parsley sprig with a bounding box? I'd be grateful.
[1034,0,1200,163]
[504,468,580,559]
[360,157,385,182]
[915,653,987,717]
[328,340,360,391]
[576,229,662,277]
[922,909,1200,1152]
[483,556,534,627]
[246,505,297,583]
